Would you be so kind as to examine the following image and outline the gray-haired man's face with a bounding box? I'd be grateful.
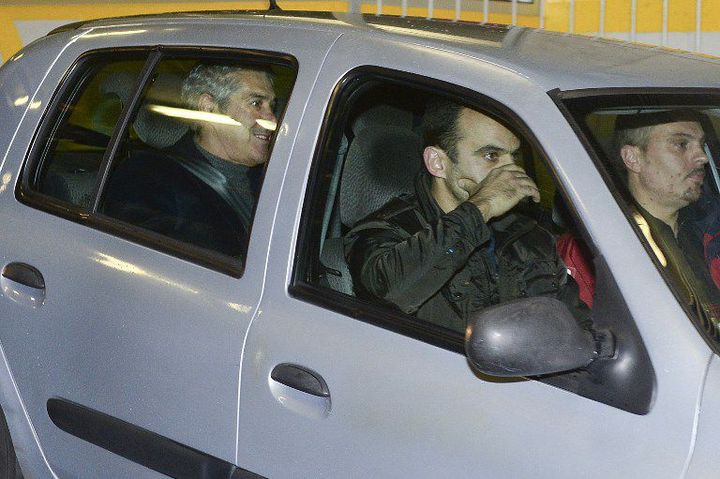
[200,70,277,167]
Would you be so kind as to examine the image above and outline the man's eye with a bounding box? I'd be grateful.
[484,151,499,162]
[250,100,262,108]
[675,140,688,150]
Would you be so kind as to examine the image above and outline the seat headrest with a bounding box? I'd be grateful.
[340,126,424,227]
[134,73,188,149]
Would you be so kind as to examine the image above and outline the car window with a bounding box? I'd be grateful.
[35,55,148,208]
[25,51,297,275]
[561,93,720,353]
[293,72,597,349]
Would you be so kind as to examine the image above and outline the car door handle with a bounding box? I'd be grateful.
[1,262,46,308]
[270,363,329,397]
[269,363,331,419]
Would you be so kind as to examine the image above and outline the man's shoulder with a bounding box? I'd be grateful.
[351,194,424,233]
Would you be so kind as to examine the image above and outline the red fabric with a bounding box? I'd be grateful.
[556,233,595,308]
[703,232,720,290]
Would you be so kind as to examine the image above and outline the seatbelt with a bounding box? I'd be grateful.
[171,154,252,229]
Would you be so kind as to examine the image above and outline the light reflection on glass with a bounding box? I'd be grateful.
[13,96,28,107]
[92,252,199,294]
[147,104,277,131]
[29,100,42,110]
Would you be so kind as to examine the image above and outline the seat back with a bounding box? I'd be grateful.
[340,105,424,228]
[319,104,424,295]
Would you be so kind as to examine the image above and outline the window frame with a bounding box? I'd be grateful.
[17,46,299,278]
[290,66,595,353]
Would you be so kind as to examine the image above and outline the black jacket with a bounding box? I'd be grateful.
[102,134,262,258]
[345,172,589,333]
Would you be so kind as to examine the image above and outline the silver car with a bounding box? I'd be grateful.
[1,10,720,479]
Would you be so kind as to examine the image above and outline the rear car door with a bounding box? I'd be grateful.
[0,21,337,478]
[237,29,711,478]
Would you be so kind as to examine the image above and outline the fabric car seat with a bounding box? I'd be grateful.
[318,103,424,295]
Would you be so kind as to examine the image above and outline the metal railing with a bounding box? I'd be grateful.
[352,0,712,54]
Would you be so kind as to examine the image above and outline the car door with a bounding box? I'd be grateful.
[236,31,712,478]
[0,22,338,478]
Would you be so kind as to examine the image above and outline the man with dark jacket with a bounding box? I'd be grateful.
[615,111,720,333]
[103,63,276,258]
[345,99,588,333]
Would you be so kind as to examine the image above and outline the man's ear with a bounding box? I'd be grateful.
[620,144,642,173]
[197,93,218,113]
[423,146,450,178]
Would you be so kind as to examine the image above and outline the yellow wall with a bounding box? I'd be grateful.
[1,0,718,62]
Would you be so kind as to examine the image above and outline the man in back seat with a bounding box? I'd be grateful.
[345,98,590,334]
[103,63,277,257]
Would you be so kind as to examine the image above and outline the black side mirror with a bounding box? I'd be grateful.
[465,296,607,377]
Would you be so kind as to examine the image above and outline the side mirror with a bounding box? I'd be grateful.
[465,296,606,377]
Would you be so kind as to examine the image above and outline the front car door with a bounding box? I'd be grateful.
[237,27,713,478]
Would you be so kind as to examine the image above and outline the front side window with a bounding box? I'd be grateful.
[561,92,720,351]
[295,72,594,347]
[25,51,297,274]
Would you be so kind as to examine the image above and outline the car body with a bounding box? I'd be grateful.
[1,10,720,478]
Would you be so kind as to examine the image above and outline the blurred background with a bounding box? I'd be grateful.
[2,0,719,63]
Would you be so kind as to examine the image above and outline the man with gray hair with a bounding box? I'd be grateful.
[103,62,277,259]
[179,63,276,169]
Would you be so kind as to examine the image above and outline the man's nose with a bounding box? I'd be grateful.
[695,144,709,165]
[260,105,276,122]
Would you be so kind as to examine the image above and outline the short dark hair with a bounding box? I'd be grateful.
[612,110,703,184]
[422,97,464,163]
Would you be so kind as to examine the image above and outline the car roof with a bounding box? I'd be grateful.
[52,10,720,92]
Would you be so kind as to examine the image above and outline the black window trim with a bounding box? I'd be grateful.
[290,65,597,354]
[17,46,299,279]
[550,86,720,356]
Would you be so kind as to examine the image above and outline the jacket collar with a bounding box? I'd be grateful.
[415,171,445,223]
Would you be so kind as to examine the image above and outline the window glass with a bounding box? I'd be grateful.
[298,76,593,341]
[95,57,296,263]
[35,56,147,208]
[562,94,720,349]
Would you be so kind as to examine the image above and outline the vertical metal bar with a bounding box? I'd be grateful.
[662,0,668,45]
[599,0,606,36]
[455,0,461,21]
[696,0,702,52]
[427,0,434,20]
[539,0,545,29]
[569,0,575,33]
[630,0,637,42]
[483,0,489,23]
[349,0,361,13]
[512,0,517,26]
[401,0,408,17]
[376,0,382,15]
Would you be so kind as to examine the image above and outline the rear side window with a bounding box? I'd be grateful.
[35,56,147,208]
[22,50,297,276]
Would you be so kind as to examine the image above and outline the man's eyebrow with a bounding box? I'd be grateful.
[475,144,519,155]
[669,132,706,142]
